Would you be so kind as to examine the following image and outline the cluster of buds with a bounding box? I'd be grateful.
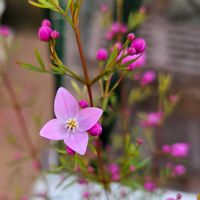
[118,34,146,71]
[38,19,60,42]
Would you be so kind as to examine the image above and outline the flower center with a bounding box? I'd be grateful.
[65,118,78,132]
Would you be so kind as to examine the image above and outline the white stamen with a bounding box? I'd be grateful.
[65,118,79,132]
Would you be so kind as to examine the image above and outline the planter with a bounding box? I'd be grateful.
[32,174,196,200]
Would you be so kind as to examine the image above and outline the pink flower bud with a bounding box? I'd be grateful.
[96,48,108,61]
[120,24,128,34]
[0,25,12,37]
[129,165,136,172]
[38,26,52,42]
[136,138,144,145]
[176,193,182,200]
[105,31,114,40]
[127,33,135,41]
[131,38,146,54]
[21,197,29,200]
[89,123,102,136]
[171,143,189,158]
[162,144,171,154]
[88,166,94,173]
[51,30,60,39]
[172,165,186,176]
[79,99,89,108]
[100,4,108,13]
[169,95,178,103]
[42,19,52,27]
[78,178,88,185]
[144,181,156,192]
[66,146,76,155]
[32,160,41,170]
[83,191,90,199]
[140,70,156,86]
[127,47,136,55]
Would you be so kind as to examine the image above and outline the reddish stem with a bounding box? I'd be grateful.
[2,72,41,166]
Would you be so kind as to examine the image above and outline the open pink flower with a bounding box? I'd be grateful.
[40,87,103,155]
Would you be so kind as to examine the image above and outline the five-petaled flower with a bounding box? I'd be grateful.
[40,87,103,155]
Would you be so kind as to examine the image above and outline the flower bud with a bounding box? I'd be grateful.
[51,30,60,39]
[162,145,171,154]
[0,25,11,37]
[176,193,182,200]
[89,123,102,136]
[131,38,146,54]
[136,138,144,145]
[66,146,76,155]
[79,99,89,108]
[96,48,108,61]
[127,33,135,41]
[127,47,136,55]
[38,26,52,42]
[42,19,52,27]
[129,165,136,172]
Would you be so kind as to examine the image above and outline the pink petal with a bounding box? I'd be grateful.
[76,107,103,131]
[64,131,88,155]
[40,119,66,140]
[54,87,79,121]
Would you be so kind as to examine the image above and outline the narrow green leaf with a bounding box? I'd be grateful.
[105,47,118,68]
[28,1,47,8]
[34,49,45,70]
[19,62,44,72]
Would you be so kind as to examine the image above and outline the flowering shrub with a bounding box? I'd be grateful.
[0,0,192,199]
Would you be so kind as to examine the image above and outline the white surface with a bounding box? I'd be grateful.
[32,174,196,200]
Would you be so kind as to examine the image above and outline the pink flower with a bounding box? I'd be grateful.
[38,25,52,42]
[144,181,156,192]
[40,87,103,155]
[172,164,186,176]
[171,143,189,158]
[141,112,163,127]
[140,70,156,86]
[96,48,108,61]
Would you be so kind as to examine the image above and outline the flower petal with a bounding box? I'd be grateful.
[76,107,103,131]
[40,119,66,140]
[54,87,79,121]
[64,131,88,155]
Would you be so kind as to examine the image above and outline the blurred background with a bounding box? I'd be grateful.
[0,0,200,199]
